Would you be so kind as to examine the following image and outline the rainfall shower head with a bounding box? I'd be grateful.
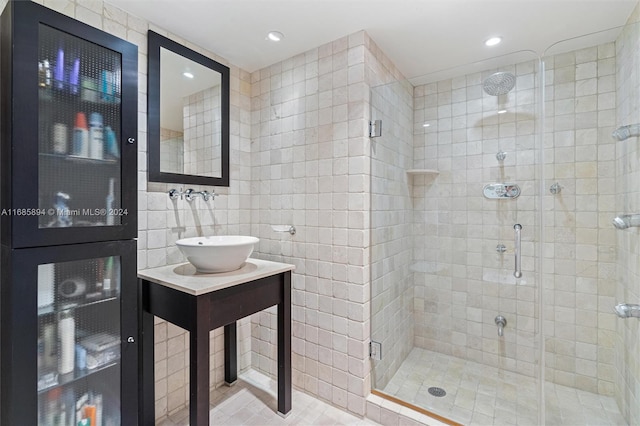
[483,72,516,96]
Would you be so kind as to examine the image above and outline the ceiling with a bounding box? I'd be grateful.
[109,0,637,83]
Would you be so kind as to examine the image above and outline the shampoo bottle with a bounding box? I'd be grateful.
[57,310,75,375]
[72,112,89,157]
[88,112,104,160]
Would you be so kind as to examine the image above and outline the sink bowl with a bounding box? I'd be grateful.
[176,235,259,273]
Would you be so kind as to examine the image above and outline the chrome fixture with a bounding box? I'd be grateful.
[549,182,562,195]
[483,72,516,96]
[369,119,382,138]
[496,151,507,162]
[168,188,217,202]
[168,188,183,200]
[496,244,506,253]
[513,224,522,278]
[612,124,640,141]
[614,303,640,319]
[483,183,521,199]
[495,315,507,337]
[185,189,215,202]
[612,214,640,230]
[271,225,296,235]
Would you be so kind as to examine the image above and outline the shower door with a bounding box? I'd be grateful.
[370,50,543,425]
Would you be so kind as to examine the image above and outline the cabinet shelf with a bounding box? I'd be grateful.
[38,360,119,394]
[38,295,118,317]
[39,152,118,165]
[39,85,121,105]
[406,169,440,176]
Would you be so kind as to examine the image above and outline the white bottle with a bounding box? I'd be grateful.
[57,310,75,375]
[106,178,115,226]
[89,112,104,160]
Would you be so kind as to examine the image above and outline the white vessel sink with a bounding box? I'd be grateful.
[176,235,259,273]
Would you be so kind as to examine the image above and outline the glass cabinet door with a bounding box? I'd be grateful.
[37,256,122,425]
[38,24,123,230]
[3,0,137,248]
[0,241,137,425]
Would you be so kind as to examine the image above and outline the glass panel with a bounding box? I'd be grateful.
[543,23,634,426]
[370,50,542,425]
[37,256,121,425]
[38,24,123,229]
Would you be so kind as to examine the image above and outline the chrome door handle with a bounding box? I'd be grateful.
[514,224,522,278]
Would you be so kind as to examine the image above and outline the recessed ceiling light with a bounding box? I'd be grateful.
[485,37,502,47]
[267,31,284,42]
[498,109,507,114]
[422,123,431,127]
[183,72,194,79]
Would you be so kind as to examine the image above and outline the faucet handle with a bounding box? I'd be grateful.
[168,189,182,200]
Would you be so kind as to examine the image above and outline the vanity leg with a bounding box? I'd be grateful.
[140,299,155,426]
[277,272,292,416]
[190,297,211,426]
[224,322,237,385]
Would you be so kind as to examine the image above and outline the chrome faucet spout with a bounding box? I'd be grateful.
[184,189,217,202]
[495,315,507,337]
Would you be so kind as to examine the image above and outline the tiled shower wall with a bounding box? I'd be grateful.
[542,42,618,395]
[23,0,254,420]
[411,58,541,378]
[615,7,640,425]
[159,128,183,173]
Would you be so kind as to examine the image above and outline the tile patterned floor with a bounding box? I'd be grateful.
[157,369,380,426]
[380,348,628,426]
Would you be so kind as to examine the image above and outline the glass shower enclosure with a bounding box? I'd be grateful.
[371,21,638,426]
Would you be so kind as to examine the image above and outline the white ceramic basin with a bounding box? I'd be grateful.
[176,236,259,273]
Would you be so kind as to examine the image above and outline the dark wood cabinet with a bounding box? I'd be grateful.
[0,1,138,424]
[1,0,137,248]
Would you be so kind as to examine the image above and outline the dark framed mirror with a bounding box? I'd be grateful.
[147,30,230,186]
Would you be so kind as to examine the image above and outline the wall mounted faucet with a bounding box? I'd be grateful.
[168,188,217,202]
[495,315,507,337]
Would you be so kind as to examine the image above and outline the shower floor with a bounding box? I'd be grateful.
[379,348,627,425]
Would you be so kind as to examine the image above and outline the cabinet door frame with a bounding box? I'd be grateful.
[1,0,138,248]
[0,240,138,425]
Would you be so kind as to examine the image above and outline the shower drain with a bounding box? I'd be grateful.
[427,387,446,397]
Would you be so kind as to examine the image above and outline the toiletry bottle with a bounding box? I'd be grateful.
[72,112,89,157]
[54,48,65,90]
[39,61,46,87]
[103,257,113,297]
[43,323,56,369]
[88,112,104,160]
[52,123,68,154]
[106,178,115,226]
[57,310,75,375]
[69,58,80,95]
[54,192,73,227]
[104,126,119,159]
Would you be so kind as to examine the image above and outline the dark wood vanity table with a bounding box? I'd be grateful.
[138,259,294,425]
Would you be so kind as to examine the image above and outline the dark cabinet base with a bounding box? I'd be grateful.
[139,271,292,426]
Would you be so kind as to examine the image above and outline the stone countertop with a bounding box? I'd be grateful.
[138,258,295,296]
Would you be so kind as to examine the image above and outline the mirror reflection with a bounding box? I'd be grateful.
[159,47,222,178]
